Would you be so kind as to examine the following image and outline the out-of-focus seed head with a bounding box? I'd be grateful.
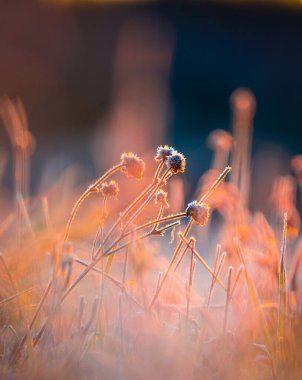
[166,151,186,174]
[207,129,233,153]
[230,88,256,113]
[155,189,169,209]
[100,180,119,199]
[291,155,302,186]
[186,200,210,226]
[120,152,146,180]
[155,145,175,162]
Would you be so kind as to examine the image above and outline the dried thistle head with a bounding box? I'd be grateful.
[186,200,210,226]
[166,151,186,174]
[154,189,169,209]
[155,145,174,162]
[120,152,146,180]
[100,180,119,199]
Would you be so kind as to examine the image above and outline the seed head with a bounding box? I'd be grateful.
[155,145,174,162]
[166,151,186,174]
[120,152,146,180]
[186,201,210,226]
[154,189,169,209]
[100,180,119,198]
[207,129,233,152]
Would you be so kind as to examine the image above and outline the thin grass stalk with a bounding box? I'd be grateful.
[186,247,196,323]
[14,281,52,356]
[151,204,164,234]
[278,213,288,338]
[16,193,35,238]
[223,266,233,334]
[174,237,195,272]
[229,265,244,300]
[91,197,107,260]
[78,296,86,330]
[41,196,52,233]
[206,246,224,308]
[234,238,271,349]
[179,234,226,290]
[148,166,231,310]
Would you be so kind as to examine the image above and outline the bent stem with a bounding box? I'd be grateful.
[278,213,288,339]
[63,164,122,242]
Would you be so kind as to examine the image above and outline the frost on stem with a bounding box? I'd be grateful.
[100,180,119,199]
[120,152,146,180]
[186,201,210,226]
[155,145,174,162]
[166,151,186,174]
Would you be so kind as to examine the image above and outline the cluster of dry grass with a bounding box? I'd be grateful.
[0,91,302,380]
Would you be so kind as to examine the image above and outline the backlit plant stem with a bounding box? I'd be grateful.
[64,164,122,242]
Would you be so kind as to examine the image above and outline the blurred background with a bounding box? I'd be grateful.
[1,0,302,199]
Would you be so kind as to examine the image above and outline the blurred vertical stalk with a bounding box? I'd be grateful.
[0,98,35,240]
[278,213,288,338]
[230,88,256,208]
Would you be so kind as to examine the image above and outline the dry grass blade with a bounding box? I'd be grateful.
[278,213,288,338]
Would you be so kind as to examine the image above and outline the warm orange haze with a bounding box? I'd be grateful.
[1,1,302,379]
[0,89,301,379]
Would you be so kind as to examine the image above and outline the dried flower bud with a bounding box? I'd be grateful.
[166,151,186,174]
[100,180,119,198]
[186,200,210,226]
[120,152,146,180]
[155,189,169,209]
[155,145,174,162]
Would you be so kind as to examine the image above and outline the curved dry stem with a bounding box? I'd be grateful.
[63,164,122,242]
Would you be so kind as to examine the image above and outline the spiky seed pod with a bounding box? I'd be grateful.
[186,200,210,226]
[100,180,119,199]
[166,151,186,174]
[155,189,169,209]
[120,152,146,180]
[155,145,175,162]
